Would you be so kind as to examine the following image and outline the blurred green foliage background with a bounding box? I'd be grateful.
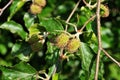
[0,0,120,80]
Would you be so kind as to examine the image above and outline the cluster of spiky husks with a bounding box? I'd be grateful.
[34,0,46,7]
[100,4,109,17]
[55,33,81,53]
[66,38,80,53]
[56,33,70,48]
[30,4,42,15]
[30,0,46,14]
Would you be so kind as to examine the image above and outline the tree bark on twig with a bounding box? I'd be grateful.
[0,0,13,16]
[65,0,81,31]
[94,0,101,80]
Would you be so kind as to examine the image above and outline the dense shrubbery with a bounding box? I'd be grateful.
[0,0,120,80]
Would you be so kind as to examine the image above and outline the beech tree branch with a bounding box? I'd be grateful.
[65,0,81,31]
[102,48,120,67]
[94,0,101,80]
[82,0,97,9]
[0,0,13,16]
[79,14,96,32]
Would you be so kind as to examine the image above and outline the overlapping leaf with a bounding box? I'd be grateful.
[0,62,37,80]
[40,18,64,32]
[0,21,27,39]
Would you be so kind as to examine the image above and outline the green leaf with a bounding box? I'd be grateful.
[7,0,26,21]
[0,62,37,80]
[11,41,31,62]
[46,42,57,53]
[52,73,58,80]
[89,60,104,80]
[40,18,64,32]
[79,42,94,71]
[80,6,93,17]
[48,65,56,77]
[28,24,40,37]
[83,31,98,53]
[38,7,53,18]
[46,49,60,66]
[24,13,35,29]
[77,6,94,32]
[77,15,93,32]
[48,65,60,80]
[0,21,27,39]
[0,44,7,55]
[0,58,12,66]
[108,64,120,80]
[79,70,87,80]
[101,27,113,48]
[46,42,60,65]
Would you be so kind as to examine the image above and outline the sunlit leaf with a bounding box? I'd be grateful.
[0,44,7,55]
[40,18,64,32]
[52,73,58,80]
[28,24,40,37]
[108,64,120,80]
[0,21,27,39]
[48,65,56,77]
[8,0,26,21]
[24,13,35,29]
[101,27,113,48]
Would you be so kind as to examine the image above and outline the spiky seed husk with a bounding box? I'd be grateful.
[28,34,40,44]
[100,4,109,17]
[31,41,43,52]
[56,33,69,48]
[66,38,80,53]
[34,0,46,7]
[30,4,42,14]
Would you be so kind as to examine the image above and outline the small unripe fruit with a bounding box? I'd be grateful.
[31,41,43,52]
[30,4,42,14]
[34,0,46,7]
[100,4,109,17]
[56,33,70,48]
[28,34,40,44]
[66,38,80,53]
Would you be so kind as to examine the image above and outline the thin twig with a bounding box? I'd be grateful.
[0,0,13,16]
[65,0,81,31]
[38,70,50,80]
[65,22,78,32]
[102,48,120,67]
[94,0,102,80]
[82,0,97,9]
[78,14,96,32]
